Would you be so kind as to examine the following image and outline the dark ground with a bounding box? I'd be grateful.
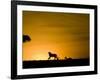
[23,58,89,69]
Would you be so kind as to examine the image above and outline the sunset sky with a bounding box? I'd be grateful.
[22,11,89,61]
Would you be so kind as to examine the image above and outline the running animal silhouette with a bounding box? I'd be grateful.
[48,52,58,60]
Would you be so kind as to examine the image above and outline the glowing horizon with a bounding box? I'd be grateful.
[22,11,89,61]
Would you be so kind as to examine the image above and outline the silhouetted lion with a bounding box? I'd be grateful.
[48,52,58,60]
[23,35,31,43]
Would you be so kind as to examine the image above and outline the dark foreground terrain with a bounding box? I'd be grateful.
[23,58,89,69]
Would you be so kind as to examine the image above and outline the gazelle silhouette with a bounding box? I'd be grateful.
[48,52,58,60]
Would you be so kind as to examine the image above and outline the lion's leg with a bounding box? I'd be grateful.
[55,56,58,60]
[48,56,51,60]
[55,56,57,60]
[57,57,59,60]
[54,57,56,60]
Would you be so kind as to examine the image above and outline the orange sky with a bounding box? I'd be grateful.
[22,11,89,61]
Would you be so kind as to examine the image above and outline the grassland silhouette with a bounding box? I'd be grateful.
[23,51,89,69]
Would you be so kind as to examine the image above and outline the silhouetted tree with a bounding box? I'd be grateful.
[23,35,31,43]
